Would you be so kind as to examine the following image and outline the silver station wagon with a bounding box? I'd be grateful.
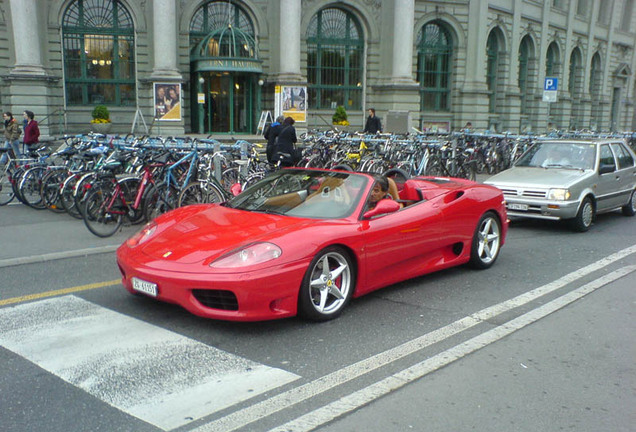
[485,139,636,231]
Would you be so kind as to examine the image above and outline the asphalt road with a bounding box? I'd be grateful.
[0,200,634,432]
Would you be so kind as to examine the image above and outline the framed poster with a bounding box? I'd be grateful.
[154,83,182,121]
[276,85,307,122]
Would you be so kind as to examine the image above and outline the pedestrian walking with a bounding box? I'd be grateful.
[22,110,40,153]
[1,111,22,165]
[363,108,382,134]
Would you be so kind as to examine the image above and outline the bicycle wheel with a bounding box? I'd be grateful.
[425,159,445,177]
[0,166,16,206]
[60,174,82,218]
[73,172,97,213]
[143,182,179,221]
[456,163,477,182]
[179,181,225,206]
[10,166,28,204]
[117,176,145,225]
[40,169,67,213]
[221,167,240,192]
[19,166,47,209]
[83,186,122,237]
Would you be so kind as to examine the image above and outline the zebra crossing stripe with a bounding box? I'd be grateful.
[0,295,300,431]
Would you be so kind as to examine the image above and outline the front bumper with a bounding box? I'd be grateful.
[116,245,309,321]
[504,196,580,220]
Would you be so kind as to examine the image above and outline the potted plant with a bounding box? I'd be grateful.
[332,105,350,127]
[91,105,112,134]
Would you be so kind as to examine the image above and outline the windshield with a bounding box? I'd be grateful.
[515,142,596,170]
[226,169,368,219]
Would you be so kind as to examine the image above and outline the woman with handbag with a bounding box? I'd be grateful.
[273,117,299,167]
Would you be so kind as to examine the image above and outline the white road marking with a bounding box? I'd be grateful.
[192,244,636,432]
[267,265,636,432]
[0,296,299,431]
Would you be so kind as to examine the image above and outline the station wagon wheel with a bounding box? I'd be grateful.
[298,247,355,321]
[622,190,636,216]
[570,197,594,232]
[469,212,502,269]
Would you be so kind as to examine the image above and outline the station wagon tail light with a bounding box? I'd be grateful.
[548,188,571,201]
[126,222,157,247]
[210,242,282,268]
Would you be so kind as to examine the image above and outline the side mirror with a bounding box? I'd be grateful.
[363,199,401,219]
[230,183,243,196]
[599,163,616,175]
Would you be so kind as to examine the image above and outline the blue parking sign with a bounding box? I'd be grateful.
[544,77,558,91]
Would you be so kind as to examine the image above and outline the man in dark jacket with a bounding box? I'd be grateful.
[264,115,285,163]
[363,108,382,134]
[273,117,298,167]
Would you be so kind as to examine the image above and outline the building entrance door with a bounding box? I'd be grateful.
[196,72,255,134]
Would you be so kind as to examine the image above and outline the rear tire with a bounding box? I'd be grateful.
[469,212,502,269]
[622,190,636,216]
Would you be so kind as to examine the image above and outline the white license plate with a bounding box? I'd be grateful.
[132,277,158,297]
[508,203,529,211]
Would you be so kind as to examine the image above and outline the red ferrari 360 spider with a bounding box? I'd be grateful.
[117,168,508,321]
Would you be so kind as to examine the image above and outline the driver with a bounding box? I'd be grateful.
[366,174,401,210]
[542,146,571,167]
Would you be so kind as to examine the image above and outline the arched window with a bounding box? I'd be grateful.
[486,29,502,113]
[190,1,254,48]
[307,8,364,110]
[62,0,135,105]
[546,42,560,77]
[590,53,603,127]
[589,53,603,98]
[569,48,584,128]
[417,21,452,112]
[518,36,533,115]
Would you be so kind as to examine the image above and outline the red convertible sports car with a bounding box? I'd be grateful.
[117,168,508,321]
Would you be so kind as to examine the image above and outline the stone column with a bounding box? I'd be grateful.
[390,0,415,84]
[9,0,46,75]
[372,0,419,130]
[151,0,181,78]
[276,0,302,82]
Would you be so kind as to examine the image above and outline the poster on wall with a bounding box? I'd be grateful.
[154,83,182,121]
[421,121,450,133]
[275,85,307,122]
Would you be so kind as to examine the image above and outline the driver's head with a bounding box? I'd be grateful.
[369,175,389,204]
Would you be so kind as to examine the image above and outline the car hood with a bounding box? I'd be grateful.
[141,205,315,264]
[485,166,591,189]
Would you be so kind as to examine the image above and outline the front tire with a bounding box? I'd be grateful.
[469,212,502,269]
[298,247,355,321]
[570,197,594,232]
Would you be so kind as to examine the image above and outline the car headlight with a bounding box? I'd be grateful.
[548,188,571,201]
[126,222,157,247]
[210,242,282,268]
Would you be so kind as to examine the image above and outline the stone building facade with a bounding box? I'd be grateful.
[0,0,635,137]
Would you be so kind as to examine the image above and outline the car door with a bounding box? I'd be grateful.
[595,144,622,211]
[358,200,445,295]
[610,142,636,206]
